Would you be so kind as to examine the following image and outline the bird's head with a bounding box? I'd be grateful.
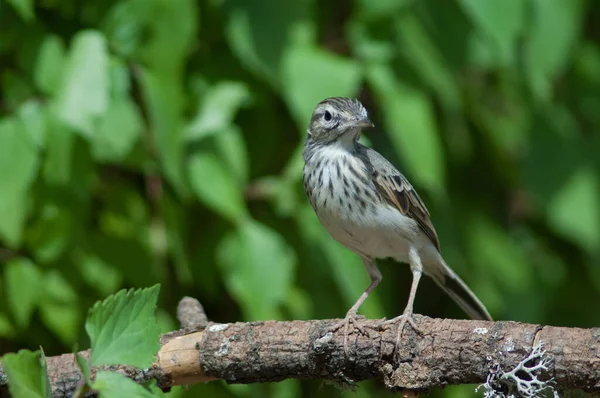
[307,97,374,144]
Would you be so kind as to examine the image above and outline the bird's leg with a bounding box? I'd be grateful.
[328,257,381,355]
[384,249,424,348]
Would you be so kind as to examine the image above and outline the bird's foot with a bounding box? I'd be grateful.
[327,310,371,355]
[382,310,423,351]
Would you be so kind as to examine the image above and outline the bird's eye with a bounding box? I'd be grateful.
[324,111,332,121]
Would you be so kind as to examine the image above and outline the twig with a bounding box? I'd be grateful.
[1,302,598,397]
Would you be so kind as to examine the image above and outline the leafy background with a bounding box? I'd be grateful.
[1,0,599,397]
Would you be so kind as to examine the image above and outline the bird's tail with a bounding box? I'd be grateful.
[427,259,493,321]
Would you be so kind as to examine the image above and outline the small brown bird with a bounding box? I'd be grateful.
[302,97,492,349]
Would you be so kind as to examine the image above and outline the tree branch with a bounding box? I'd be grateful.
[1,299,598,397]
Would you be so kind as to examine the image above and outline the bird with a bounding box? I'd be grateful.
[302,97,492,351]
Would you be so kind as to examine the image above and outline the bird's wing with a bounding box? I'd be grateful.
[365,148,441,252]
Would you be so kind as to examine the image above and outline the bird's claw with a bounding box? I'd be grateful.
[327,312,371,355]
[382,312,423,349]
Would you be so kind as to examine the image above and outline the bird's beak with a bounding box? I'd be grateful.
[353,118,374,129]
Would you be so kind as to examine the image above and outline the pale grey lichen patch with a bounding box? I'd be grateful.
[215,339,231,357]
[503,337,515,353]
[313,332,334,351]
[476,343,559,398]
[208,323,229,332]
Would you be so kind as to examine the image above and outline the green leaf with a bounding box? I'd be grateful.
[546,167,600,253]
[42,112,74,185]
[75,353,91,385]
[107,57,132,98]
[184,80,251,185]
[17,100,46,149]
[138,69,187,196]
[86,285,161,367]
[524,0,585,101]
[101,0,153,59]
[367,64,445,191]
[460,0,526,66]
[92,96,143,162]
[6,0,34,22]
[281,43,362,128]
[92,371,155,398]
[56,30,109,138]
[214,126,250,185]
[137,0,197,74]
[3,350,51,398]
[1,71,33,109]
[575,42,600,84]
[0,194,29,250]
[467,31,499,69]
[225,0,309,85]
[34,35,65,95]
[4,258,43,329]
[38,270,80,345]
[39,350,52,395]
[188,151,248,222]
[76,253,123,297]
[161,194,193,286]
[26,203,72,264]
[354,0,413,19]
[416,1,474,71]
[217,220,296,320]
[269,176,302,217]
[395,14,461,110]
[0,312,16,338]
[0,118,39,247]
[185,81,250,141]
[347,21,396,64]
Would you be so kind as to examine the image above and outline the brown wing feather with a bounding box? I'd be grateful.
[372,172,441,252]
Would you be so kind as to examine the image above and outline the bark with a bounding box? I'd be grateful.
[0,298,598,397]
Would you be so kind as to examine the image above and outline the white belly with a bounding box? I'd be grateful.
[317,202,429,263]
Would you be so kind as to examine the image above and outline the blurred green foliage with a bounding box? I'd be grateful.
[1,0,599,397]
